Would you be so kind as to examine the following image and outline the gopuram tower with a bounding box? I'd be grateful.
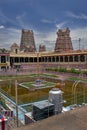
[54,28,73,52]
[20,29,36,52]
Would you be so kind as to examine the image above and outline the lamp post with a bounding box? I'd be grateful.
[37,52,40,79]
[15,80,18,127]
[79,38,81,50]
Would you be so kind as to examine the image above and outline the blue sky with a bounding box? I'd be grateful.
[0,0,87,50]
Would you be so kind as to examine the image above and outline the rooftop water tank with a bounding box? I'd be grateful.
[49,88,63,114]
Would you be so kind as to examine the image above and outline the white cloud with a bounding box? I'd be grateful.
[66,11,87,20]
[71,27,87,50]
[34,30,56,51]
[56,22,67,29]
[41,19,53,24]
[34,21,67,51]
[16,13,37,31]
[0,25,5,29]
[16,13,33,29]
[0,10,17,26]
[0,28,20,49]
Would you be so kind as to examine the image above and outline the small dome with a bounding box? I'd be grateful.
[49,88,62,94]
[55,83,62,88]
[11,43,19,48]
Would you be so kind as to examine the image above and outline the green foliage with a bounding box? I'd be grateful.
[68,68,80,74]
[83,71,87,75]
[46,67,67,72]
[69,68,75,73]
[45,67,83,74]
[0,96,8,109]
[58,67,67,72]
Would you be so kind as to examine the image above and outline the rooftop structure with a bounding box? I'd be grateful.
[32,100,55,121]
[33,100,54,109]
[39,45,46,52]
[10,43,20,54]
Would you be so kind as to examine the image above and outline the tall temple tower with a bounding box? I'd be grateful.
[54,28,73,52]
[20,29,36,52]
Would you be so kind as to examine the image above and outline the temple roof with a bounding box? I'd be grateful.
[11,43,19,48]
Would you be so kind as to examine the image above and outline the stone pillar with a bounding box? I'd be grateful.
[59,56,60,62]
[0,56,1,71]
[85,55,87,63]
[18,57,20,63]
[68,56,69,62]
[85,55,87,69]
[0,56,1,63]
[43,57,45,62]
[55,56,57,62]
[33,57,35,62]
[46,57,48,62]
[12,57,14,63]
[78,55,81,70]
[63,56,65,62]
[8,56,10,62]
[19,57,21,63]
[73,56,74,62]
[6,56,10,62]
[28,57,29,63]
[54,56,56,62]
[51,57,52,62]
[78,55,80,62]
[5,56,7,62]
[67,56,70,69]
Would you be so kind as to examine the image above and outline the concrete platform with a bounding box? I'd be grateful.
[11,105,87,130]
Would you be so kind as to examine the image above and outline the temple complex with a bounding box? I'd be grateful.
[55,28,73,52]
[0,28,87,71]
[20,29,36,52]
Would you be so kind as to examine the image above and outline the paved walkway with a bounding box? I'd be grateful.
[12,105,87,130]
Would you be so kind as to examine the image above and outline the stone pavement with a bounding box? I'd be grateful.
[12,105,87,130]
